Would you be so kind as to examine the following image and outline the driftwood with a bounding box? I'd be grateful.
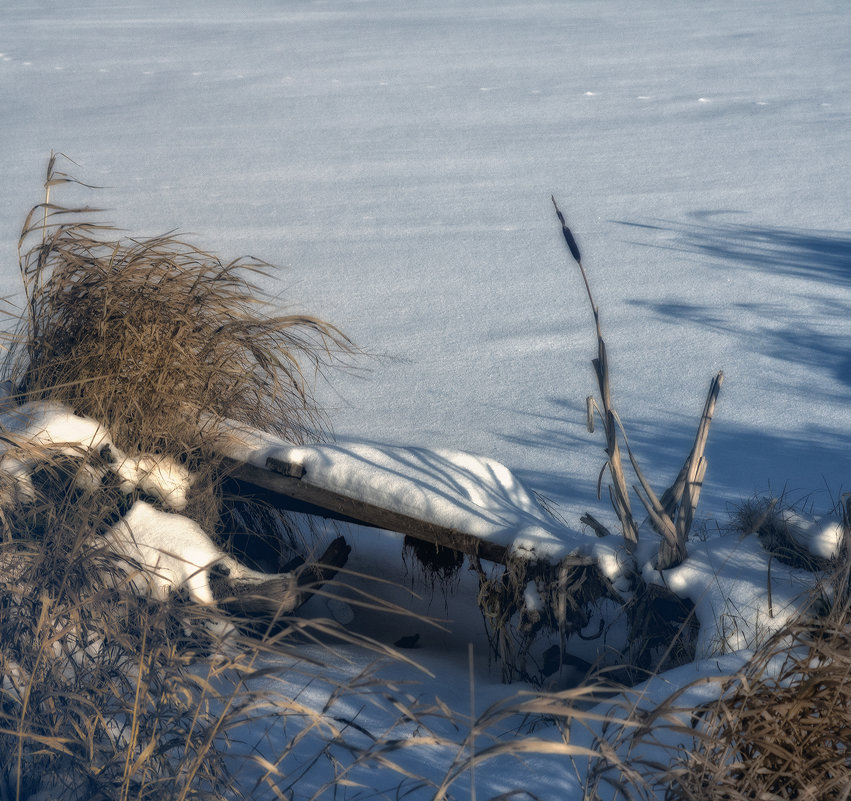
[221,456,513,565]
[0,399,696,681]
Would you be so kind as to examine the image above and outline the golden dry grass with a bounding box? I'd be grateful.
[10,171,354,459]
[4,157,359,547]
[0,159,378,800]
[665,607,851,800]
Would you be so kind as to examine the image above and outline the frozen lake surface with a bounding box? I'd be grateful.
[1,1,849,797]
[3,1,849,530]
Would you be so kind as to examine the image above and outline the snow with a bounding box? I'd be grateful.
[101,498,299,617]
[1,1,849,798]
[0,401,194,508]
[0,401,115,455]
[780,507,844,561]
[112,452,194,510]
[646,535,820,657]
[0,400,120,499]
[104,499,238,607]
[221,418,583,560]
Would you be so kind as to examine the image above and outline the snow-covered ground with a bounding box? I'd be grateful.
[1,1,849,798]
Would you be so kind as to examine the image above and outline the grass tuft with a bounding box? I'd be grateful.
[9,158,355,461]
[666,608,851,800]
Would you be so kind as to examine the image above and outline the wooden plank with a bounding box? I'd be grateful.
[220,456,513,565]
[209,425,595,571]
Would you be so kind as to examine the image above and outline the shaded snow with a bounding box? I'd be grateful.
[2,0,849,532]
[646,535,822,657]
[1,1,849,798]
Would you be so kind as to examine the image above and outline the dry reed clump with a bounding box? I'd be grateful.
[4,158,357,554]
[473,553,618,684]
[11,202,353,455]
[480,609,849,801]
[733,496,834,573]
[5,158,355,541]
[552,197,723,572]
[665,608,851,800]
[0,160,374,799]
[10,236,342,453]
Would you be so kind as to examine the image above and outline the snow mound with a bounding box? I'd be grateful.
[646,534,820,657]
[0,400,117,455]
[778,508,844,562]
[219,422,586,562]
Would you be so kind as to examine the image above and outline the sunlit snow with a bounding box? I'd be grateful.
[1,1,849,798]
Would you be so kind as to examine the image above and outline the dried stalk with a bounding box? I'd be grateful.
[656,371,723,569]
[553,198,722,569]
[552,197,638,548]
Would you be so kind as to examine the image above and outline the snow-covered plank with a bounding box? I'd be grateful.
[213,422,589,567]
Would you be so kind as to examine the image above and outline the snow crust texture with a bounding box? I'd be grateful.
[222,419,584,561]
[1,2,848,797]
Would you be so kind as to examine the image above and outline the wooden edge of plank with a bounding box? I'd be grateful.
[217,456,597,573]
[221,457,510,564]
[266,456,306,479]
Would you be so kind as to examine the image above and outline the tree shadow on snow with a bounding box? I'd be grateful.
[614,214,851,390]
[616,212,851,286]
[502,395,851,532]
[704,420,851,513]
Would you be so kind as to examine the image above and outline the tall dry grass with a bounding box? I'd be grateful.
[458,510,851,801]
[11,158,354,455]
[0,158,418,801]
[5,157,361,555]
[0,525,238,800]
[665,607,851,799]
[447,595,849,800]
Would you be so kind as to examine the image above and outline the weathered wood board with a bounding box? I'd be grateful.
[221,455,513,565]
[210,424,591,570]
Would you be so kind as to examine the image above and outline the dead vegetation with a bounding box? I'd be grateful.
[666,608,851,800]
[473,553,619,684]
[0,531,237,800]
[11,157,354,452]
[477,500,851,800]
[5,155,355,545]
[662,503,851,800]
[733,495,836,573]
[552,197,722,572]
[0,157,382,800]
[1,157,847,799]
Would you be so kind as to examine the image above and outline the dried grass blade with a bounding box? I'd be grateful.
[660,372,723,517]
[675,455,707,546]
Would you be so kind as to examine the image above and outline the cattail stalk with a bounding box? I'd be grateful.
[553,197,722,568]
